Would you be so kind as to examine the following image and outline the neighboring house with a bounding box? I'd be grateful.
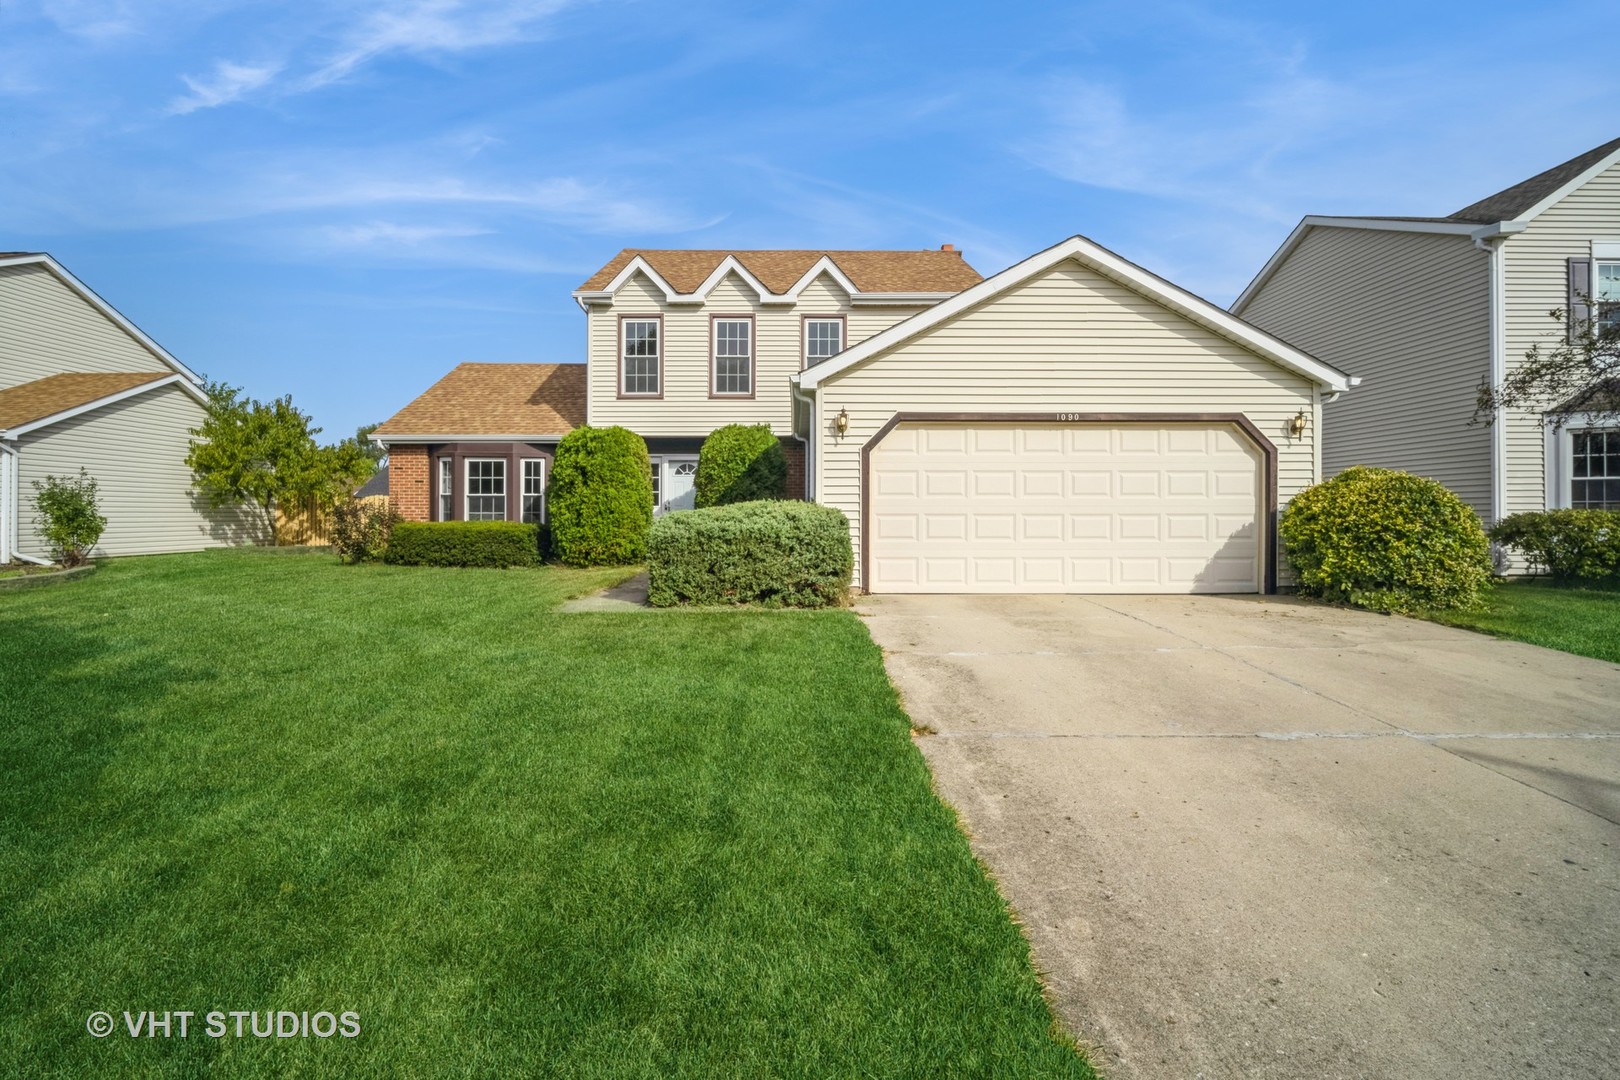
[354,465,389,499]
[1233,136,1620,525]
[0,252,259,564]
[377,238,1350,595]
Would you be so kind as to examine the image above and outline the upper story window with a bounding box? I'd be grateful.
[621,317,661,397]
[803,317,845,368]
[711,317,753,397]
[1597,261,1619,333]
[1572,430,1619,510]
[466,459,506,520]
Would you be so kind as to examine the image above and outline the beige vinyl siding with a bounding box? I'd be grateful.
[0,263,173,390]
[1239,226,1492,515]
[1499,159,1620,516]
[16,382,263,558]
[585,270,925,435]
[816,259,1318,588]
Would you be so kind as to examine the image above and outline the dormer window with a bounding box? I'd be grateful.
[711,316,753,397]
[620,317,661,397]
[804,317,845,368]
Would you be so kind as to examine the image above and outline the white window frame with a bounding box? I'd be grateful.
[437,457,453,522]
[710,315,754,397]
[464,458,507,521]
[1545,413,1620,509]
[649,455,662,512]
[521,458,546,524]
[1596,258,1620,334]
[802,316,845,369]
[620,316,662,397]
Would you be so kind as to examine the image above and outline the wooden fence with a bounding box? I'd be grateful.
[273,495,389,546]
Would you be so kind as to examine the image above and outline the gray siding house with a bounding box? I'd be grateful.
[1233,136,1620,526]
[0,252,259,563]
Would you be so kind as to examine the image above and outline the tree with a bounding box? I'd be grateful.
[31,468,107,568]
[1476,288,1619,424]
[186,382,374,543]
[351,423,386,469]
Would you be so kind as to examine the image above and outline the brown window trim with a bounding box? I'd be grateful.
[617,313,664,399]
[857,412,1280,596]
[708,313,756,399]
[800,313,847,371]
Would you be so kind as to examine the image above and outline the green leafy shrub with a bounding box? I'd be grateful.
[332,497,401,564]
[695,424,787,507]
[1489,509,1620,583]
[31,468,107,568]
[1279,465,1493,612]
[647,500,852,608]
[383,521,541,568]
[549,426,652,566]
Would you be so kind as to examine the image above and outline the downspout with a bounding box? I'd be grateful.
[790,378,816,501]
[1472,222,1524,524]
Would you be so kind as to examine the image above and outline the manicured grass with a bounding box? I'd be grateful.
[1424,578,1620,663]
[0,550,1089,1079]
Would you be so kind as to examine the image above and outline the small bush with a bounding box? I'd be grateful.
[1280,465,1493,612]
[383,521,541,568]
[332,497,401,563]
[695,424,787,507]
[549,426,652,566]
[647,500,852,608]
[1489,509,1620,583]
[31,468,107,568]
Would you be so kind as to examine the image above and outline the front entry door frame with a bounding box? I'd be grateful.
[655,455,699,516]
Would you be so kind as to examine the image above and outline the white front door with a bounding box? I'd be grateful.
[659,457,698,515]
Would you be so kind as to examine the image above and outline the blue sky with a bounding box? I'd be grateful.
[2,0,1612,441]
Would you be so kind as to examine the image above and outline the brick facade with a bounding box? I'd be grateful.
[781,437,807,500]
[388,444,430,521]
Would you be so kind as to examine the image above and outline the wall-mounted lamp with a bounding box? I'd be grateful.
[834,407,850,436]
[1287,410,1308,439]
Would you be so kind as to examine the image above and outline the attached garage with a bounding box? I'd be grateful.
[794,235,1352,595]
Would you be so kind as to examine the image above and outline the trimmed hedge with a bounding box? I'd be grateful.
[383,521,542,568]
[1279,465,1493,612]
[695,424,787,507]
[1489,509,1620,583]
[549,426,653,566]
[647,500,852,608]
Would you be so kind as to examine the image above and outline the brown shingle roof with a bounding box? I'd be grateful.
[0,371,171,430]
[577,248,984,294]
[373,363,585,438]
[1449,135,1620,224]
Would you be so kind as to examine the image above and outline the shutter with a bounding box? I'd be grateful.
[1568,257,1592,341]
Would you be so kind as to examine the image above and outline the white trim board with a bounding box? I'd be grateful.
[796,234,1351,393]
[0,374,204,439]
[372,434,565,445]
[0,253,202,383]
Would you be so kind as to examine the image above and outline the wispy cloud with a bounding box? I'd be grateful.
[323,221,495,247]
[169,60,282,114]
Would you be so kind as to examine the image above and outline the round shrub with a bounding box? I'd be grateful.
[647,500,852,608]
[694,424,787,508]
[549,426,652,566]
[1279,466,1492,612]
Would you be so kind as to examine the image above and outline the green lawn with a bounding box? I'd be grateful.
[0,550,1089,1079]
[1424,579,1620,663]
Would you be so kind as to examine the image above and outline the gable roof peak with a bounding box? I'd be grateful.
[1448,134,1620,224]
[575,247,982,297]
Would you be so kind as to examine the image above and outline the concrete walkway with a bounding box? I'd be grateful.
[557,572,650,612]
[859,593,1620,1080]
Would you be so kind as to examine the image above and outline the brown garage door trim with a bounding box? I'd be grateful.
[860,412,1280,595]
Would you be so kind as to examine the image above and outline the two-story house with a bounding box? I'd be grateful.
[0,252,258,564]
[1232,135,1620,527]
[376,237,1352,595]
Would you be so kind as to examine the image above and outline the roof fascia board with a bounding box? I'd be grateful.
[849,292,956,306]
[0,254,202,383]
[573,254,948,308]
[4,374,198,438]
[372,434,566,445]
[783,256,859,301]
[1231,216,1479,314]
[802,235,1349,392]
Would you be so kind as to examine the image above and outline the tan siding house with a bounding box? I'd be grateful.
[796,237,1350,593]
[1235,136,1620,547]
[0,253,259,563]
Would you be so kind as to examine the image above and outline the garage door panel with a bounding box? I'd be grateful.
[870,422,1260,594]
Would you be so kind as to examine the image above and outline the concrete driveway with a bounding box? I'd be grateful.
[858,593,1620,1080]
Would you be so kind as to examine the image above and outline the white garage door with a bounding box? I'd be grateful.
[869,422,1262,594]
